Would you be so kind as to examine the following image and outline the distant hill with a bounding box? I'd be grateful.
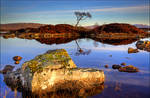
[0,23,46,31]
[134,24,150,28]
[10,24,87,34]
[94,23,146,34]
[1,23,148,35]
[84,25,99,29]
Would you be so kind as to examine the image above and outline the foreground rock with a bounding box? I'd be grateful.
[128,47,139,53]
[3,49,105,97]
[31,68,104,94]
[118,65,139,73]
[136,40,150,52]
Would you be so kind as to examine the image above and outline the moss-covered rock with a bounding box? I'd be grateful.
[22,49,76,74]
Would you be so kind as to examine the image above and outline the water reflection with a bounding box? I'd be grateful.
[0,34,150,98]
[3,76,104,98]
[1,33,142,46]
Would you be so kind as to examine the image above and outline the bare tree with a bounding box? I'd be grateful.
[74,11,92,27]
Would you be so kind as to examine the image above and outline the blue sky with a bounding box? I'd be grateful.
[0,0,149,26]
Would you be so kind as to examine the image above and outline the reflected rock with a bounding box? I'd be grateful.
[136,40,150,52]
[0,65,15,74]
[15,61,20,64]
[3,49,105,97]
[128,47,139,54]
[112,64,121,69]
[118,65,139,73]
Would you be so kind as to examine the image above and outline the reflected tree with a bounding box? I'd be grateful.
[75,40,91,56]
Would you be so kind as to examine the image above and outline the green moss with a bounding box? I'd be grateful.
[28,60,42,73]
[23,49,74,73]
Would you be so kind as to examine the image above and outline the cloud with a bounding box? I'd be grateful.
[89,5,149,13]
[2,5,149,17]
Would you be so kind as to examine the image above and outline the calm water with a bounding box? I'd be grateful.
[0,37,150,98]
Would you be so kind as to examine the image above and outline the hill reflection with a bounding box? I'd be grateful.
[35,37,138,46]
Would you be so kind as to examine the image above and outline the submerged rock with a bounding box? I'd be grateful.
[128,47,139,53]
[118,65,139,72]
[3,49,105,96]
[104,64,109,68]
[0,65,15,74]
[136,40,150,52]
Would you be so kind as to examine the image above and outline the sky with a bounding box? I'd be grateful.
[0,0,149,26]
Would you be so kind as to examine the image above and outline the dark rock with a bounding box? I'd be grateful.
[112,64,121,69]
[13,56,22,61]
[118,65,139,72]
[0,65,15,74]
[128,47,139,53]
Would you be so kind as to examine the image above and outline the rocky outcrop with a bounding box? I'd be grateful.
[136,40,150,52]
[3,49,105,97]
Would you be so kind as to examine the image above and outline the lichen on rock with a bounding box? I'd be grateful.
[22,49,77,74]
